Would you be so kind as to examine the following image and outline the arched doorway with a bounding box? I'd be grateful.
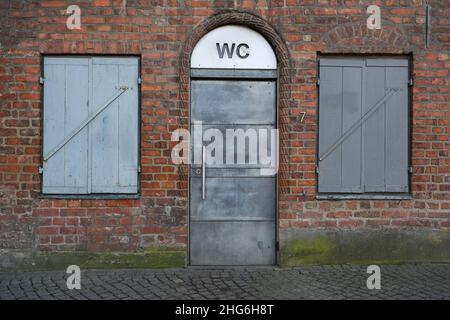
[189,25,278,265]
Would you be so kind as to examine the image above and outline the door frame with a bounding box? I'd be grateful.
[187,68,280,266]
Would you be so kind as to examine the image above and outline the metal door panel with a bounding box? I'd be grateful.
[191,80,276,124]
[191,124,276,168]
[190,221,276,265]
[190,177,275,221]
[192,167,276,178]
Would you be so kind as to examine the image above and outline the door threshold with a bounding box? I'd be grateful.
[187,265,280,271]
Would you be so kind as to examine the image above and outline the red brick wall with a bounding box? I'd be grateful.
[0,0,448,251]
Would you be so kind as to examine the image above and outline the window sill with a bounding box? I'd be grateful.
[38,194,140,200]
[316,194,412,200]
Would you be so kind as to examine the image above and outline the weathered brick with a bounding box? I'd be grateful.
[0,0,447,254]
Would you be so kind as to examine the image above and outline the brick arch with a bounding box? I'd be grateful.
[178,10,292,195]
[320,22,412,53]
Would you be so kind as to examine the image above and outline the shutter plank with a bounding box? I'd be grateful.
[385,64,409,192]
[364,66,386,192]
[43,58,89,194]
[341,66,363,193]
[118,63,139,191]
[64,64,89,191]
[319,59,364,193]
[91,63,120,193]
[318,66,343,192]
[91,57,139,193]
[43,63,66,192]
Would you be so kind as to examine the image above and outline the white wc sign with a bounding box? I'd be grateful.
[191,25,277,69]
[216,43,250,59]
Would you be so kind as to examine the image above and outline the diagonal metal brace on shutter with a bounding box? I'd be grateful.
[43,87,129,162]
[319,88,402,162]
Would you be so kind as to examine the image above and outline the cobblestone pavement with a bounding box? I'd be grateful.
[0,264,449,300]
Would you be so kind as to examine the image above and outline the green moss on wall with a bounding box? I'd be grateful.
[1,247,186,272]
[280,230,450,266]
[281,237,334,266]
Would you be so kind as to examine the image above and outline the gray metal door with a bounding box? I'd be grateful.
[189,77,277,265]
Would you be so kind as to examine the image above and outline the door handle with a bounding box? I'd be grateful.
[202,145,206,200]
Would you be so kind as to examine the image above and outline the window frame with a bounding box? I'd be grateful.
[39,54,142,199]
[315,54,412,200]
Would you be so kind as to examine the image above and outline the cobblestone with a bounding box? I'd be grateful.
[0,264,449,300]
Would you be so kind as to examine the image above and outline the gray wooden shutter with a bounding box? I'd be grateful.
[42,57,139,194]
[43,57,90,194]
[318,58,364,193]
[364,58,409,192]
[90,57,139,193]
[318,57,409,194]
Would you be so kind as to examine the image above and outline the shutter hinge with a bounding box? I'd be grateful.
[38,166,44,174]
[137,165,141,173]
[315,166,319,174]
[316,78,320,86]
[137,77,142,85]
[39,77,45,85]
[408,166,413,174]
[408,78,413,87]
